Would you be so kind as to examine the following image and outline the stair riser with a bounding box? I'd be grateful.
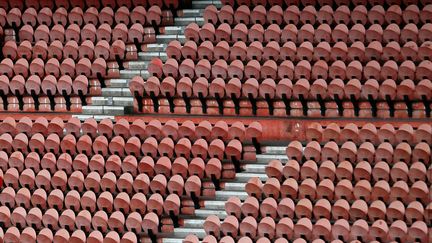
[119,70,151,79]
[172,228,206,238]
[137,53,167,62]
[177,9,204,17]
[157,35,186,44]
[174,17,204,26]
[183,220,206,228]
[82,106,124,115]
[143,44,168,52]
[162,26,186,35]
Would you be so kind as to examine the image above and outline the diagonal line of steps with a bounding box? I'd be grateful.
[77,0,222,120]
[160,146,287,243]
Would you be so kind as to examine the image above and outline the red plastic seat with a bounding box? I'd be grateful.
[185,23,200,42]
[232,23,248,42]
[108,211,125,233]
[204,5,218,24]
[65,190,81,212]
[221,215,239,238]
[37,228,53,243]
[283,160,300,180]
[92,211,108,233]
[204,215,221,238]
[126,212,142,234]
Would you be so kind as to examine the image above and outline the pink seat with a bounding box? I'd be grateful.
[204,215,221,238]
[92,211,108,233]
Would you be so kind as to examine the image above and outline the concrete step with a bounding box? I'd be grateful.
[183,219,206,228]
[82,106,124,115]
[203,200,225,210]
[263,146,287,155]
[91,96,134,106]
[177,9,204,17]
[172,228,206,238]
[162,26,186,35]
[243,164,267,173]
[73,115,115,121]
[194,209,227,219]
[192,0,222,9]
[157,35,186,44]
[101,88,132,97]
[120,70,140,79]
[256,154,288,163]
[215,190,248,201]
[126,60,149,69]
[91,97,110,106]
[143,43,167,52]
[235,172,267,183]
[174,17,204,26]
[108,79,129,88]
[162,238,184,243]
[137,52,167,62]
[120,70,150,79]
[223,182,245,191]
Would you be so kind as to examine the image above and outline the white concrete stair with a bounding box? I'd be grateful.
[160,146,284,242]
[80,2,205,118]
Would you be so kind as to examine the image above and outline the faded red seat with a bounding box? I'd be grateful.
[4,227,20,243]
[197,41,214,61]
[204,5,218,24]
[283,160,300,180]
[125,211,142,234]
[204,215,221,238]
[185,175,202,197]
[221,215,239,238]
[65,190,81,211]
[91,211,108,233]
[286,140,303,161]
[185,23,200,42]
[293,218,312,240]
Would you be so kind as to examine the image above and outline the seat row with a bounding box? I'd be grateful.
[0,95,90,112]
[2,227,139,243]
[0,57,109,79]
[305,122,432,144]
[166,40,432,63]
[0,117,263,142]
[225,196,430,225]
[147,58,432,82]
[204,4,432,27]
[266,159,431,185]
[3,39,137,62]
[0,74,91,97]
[184,235,412,243]
[132,96,431,118]
[219,0,432,8]
[0,129,243,158]
[17,22,157,45]
[2,5,168,28]
[285,140,430,164]
[203,215,429,242]
[0,0,184,11]
[185,22,432,45]
[132,77,431,109]
[246,175,430,204]
[0,206,173,236]
[1,150,232,184]
[0,149,226,179]
[2,166,208,199]
[0,117,262,142]
[0,185,182,217]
